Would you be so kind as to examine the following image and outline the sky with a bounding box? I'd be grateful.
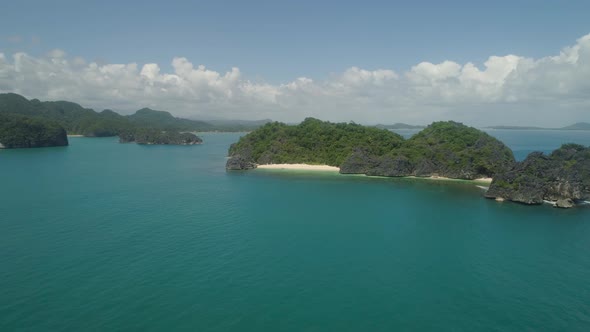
[1,0,589,126]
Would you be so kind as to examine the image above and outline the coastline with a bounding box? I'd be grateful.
[405,175,493,184]
[254,163,494,184]
[256,164,340,171]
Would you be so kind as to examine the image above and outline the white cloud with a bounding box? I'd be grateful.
[48,49,66,59]
[1,33,590,126]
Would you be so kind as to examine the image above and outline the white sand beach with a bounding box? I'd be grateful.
[255,165,493,183]
[257,164,340,171]
[405,176,493,183]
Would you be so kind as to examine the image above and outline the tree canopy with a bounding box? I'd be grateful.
[0,113,68,148]
[229,118,405,166]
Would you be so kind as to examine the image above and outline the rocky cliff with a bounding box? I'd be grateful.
[485,144,590,207]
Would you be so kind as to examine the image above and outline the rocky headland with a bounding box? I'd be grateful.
[485,144,590,207]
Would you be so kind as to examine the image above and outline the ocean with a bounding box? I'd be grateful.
[1,129,590,331]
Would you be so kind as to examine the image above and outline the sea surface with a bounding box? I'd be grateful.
[1,130,590,331]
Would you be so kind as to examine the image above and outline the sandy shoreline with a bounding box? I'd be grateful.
[257,164,340,171]
[67,135,84,137]
[255,164,494,183]
[406,176,493,183]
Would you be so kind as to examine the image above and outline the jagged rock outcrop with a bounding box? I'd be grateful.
[556,198,575,209]
[366,155,413,177]
[485,144,590,208]
[226,155,257,170]
[339,149,380,174]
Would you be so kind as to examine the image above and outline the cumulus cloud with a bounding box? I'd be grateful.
[1,33,590,126]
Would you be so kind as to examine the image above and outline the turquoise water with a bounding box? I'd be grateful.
[1,131,590,331]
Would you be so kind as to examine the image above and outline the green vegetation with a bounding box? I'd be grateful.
[0,113,68,148]
[229,118,405,166]
[0,93,268,137]
[392,121,515,177]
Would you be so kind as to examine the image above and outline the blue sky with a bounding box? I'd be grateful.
[1,0,589,125]
[2,0,589,82]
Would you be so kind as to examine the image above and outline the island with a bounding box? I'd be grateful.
[227,118,514,179]
[0,113,68,149]
[227,118,590,208]
[485,144,590,208]
[118,128,202,145]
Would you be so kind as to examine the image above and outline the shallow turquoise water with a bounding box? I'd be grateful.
[1,132,590,331]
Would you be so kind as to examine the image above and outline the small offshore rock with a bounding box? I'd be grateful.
[555,198,575,209]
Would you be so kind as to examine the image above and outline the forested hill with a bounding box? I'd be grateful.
[227,119,516,180]
[227,118,405,167]
[0,93,268,136]
[126,108,211,132]
[0,113,68,148]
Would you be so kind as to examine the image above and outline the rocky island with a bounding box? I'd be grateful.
[485,144,590,207]
[227,118,590,209]
[118,128,202,145]
[227,118,514,179]
[0,113,68,149]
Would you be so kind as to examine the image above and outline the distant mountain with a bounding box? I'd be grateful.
[376,123,426,130]
[485,125,547,130]
[561,122,590,130]
[0,93,268,136]
[486,122,590,131]
[128,108,211,131]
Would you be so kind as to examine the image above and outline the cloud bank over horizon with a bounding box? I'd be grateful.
[1,33,589,126]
